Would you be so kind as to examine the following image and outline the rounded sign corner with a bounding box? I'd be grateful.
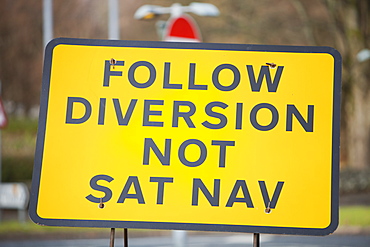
[315,221,339,236]
[325,221,339,236]
[45,38,67,54]
[28,206,45,226]
[322,46,342,64]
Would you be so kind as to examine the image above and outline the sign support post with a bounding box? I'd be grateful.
[124,228,128,247]
[253,233,260,247]
[109,228,115,247]
[109,228,128,247]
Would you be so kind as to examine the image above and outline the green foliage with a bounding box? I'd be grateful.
[4,117,38,134]
[2,156,34,182]
[1,117,37,183]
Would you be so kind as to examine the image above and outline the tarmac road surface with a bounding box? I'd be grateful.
[1,233,370,247]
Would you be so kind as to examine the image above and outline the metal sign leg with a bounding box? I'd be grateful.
[124,228,128,247]
[110,228,115,247]
[253,233,260,247]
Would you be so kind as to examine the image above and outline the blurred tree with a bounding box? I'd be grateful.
[288,0,370,169]
[0,1,43,116]
[326,0,370,170]
[0,0,107,117]
[53,0,107,39]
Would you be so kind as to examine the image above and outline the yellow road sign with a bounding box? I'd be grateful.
[30,38,341,235]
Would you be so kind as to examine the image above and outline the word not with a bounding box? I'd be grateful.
[143,138,235,168]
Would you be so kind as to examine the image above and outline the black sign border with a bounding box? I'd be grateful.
[29,37,341,236]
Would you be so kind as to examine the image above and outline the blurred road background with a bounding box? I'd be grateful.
[1,232,370,247]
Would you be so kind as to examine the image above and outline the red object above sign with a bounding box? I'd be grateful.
[164,14,202,42]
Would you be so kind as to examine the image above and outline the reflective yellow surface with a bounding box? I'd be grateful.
[36,43,336,230]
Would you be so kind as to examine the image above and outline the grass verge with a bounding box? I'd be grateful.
[0,206,369,240]
[339,206,370,226]
[0,218,169,241]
